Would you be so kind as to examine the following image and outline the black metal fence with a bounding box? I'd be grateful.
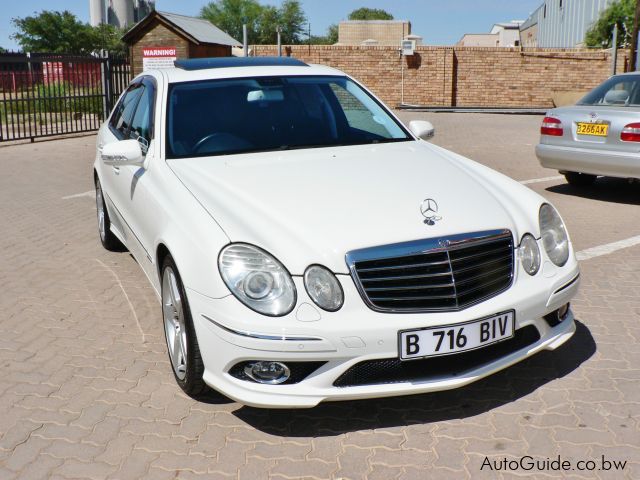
[0,52,130,142]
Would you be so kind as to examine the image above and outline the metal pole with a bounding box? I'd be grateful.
[630,0,640,71]
[636,31,640,71]
[277,26,282,57]
[612,24,618,75]
[401,49,404,106]
[243,24,248,57]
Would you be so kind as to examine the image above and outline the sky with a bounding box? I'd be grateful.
[1,0,542,51]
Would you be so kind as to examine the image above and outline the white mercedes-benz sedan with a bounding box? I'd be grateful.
[94,57,580,408]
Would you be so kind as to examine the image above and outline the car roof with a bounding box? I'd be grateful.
[613,71,640,77]
[152,57,345,84]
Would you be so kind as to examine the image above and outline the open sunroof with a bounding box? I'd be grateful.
[174,56,309,71]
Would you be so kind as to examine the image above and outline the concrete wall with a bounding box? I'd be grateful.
[458,34,499,47]
[252,45,628,108]
[338,21,411,46]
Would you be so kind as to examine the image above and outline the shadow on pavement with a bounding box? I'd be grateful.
[234,320,596,436]
[546,178,640,205]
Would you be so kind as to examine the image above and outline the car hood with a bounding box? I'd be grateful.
[168,141,542,274]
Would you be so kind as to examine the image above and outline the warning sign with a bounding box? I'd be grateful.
[142,47,177,70]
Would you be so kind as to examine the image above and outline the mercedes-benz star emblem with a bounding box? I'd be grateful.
[420,198,442,226]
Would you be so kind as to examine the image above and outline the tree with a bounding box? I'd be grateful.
[310,24,338,45]
[12,10,93,53]
[201,0,307,45]
[11,10,127,54]
[585,0,635,48]
[348,7,394,21]
[255,0,306,44]
[88,24,128,55]
[327,24,339,43]
[200,0,264,44]
[276,0,306,44]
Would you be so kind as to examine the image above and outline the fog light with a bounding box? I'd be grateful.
[244,361,291,384]
[544,303,570,327]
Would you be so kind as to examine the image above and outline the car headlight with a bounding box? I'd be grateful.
[303,265,344,312]
[539,203,569,267]
[519,233,541,276]
[218,244,296,316]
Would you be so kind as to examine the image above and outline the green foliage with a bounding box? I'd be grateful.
[585,0,634,48]
[348,7,394,21]
[274,0,307,44]
[200,0,307,44]
[200,0,263,44]
[0,81,104,120]
[11,10,127,54]
[88,24,128,55]
[310,24,338,45]
[12,11,92,53]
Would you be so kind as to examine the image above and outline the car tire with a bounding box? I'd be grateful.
[564,171,597,187]
[161,254,208,397]
[95,178,125,251]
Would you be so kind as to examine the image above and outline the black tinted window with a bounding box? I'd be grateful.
[110,85,144,138]
[129,84,154,151]
[166,76,410,158]
[578,75,640,106]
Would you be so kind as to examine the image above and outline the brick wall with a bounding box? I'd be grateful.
[130,22,190,76]
[252,45,629,108]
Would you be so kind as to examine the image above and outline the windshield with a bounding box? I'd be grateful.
[166,75,412,158]
[577,75,640,106]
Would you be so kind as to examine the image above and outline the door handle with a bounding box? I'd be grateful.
[112,166,120,175]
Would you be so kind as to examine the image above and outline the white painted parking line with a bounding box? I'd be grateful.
[62,190,95,200]
[519,175,564,185]
[95,259,147,343]
[576,235,640,261]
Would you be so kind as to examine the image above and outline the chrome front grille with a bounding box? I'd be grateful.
[346,230,514,312]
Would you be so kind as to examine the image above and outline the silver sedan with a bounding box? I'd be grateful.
[536,73,640,186]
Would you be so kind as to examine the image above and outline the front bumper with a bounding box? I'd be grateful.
[536,143,640,178]
[186,252,581,408]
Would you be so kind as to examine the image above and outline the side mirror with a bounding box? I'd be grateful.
[101,139,145,167]
[409,120,435,140]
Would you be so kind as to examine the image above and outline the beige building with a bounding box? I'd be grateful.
[338,20,416,46]
[520,22,538,47]
[458,21,523,47]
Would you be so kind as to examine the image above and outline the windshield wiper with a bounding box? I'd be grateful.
[277,144,341,151]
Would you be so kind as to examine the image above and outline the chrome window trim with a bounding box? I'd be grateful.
[345,229,514,314]
[202,314,323,341]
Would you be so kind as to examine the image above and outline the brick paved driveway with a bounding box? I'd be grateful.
[0,113,638,479]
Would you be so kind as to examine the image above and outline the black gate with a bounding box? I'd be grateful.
[0,52,130,142]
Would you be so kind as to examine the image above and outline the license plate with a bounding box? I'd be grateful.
[399,311,515,360]
[576,122,608,136]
